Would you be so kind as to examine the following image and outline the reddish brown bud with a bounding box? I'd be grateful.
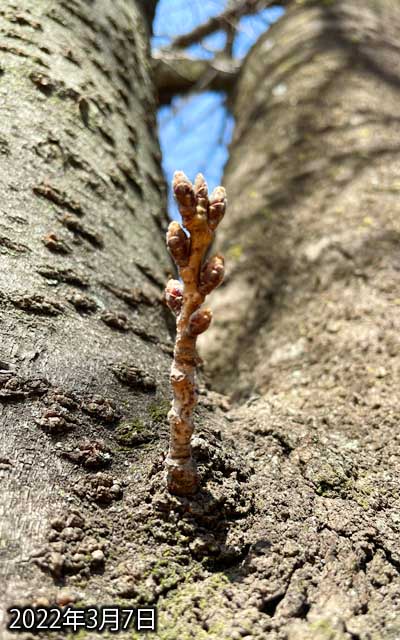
[166,222,190,267]
[173,171,195,207]
[199,254,225,295]
[188,308,212,336]
[173,171,197,229]
[208,186,227,231]
[194,173,208,204]
[165,279,183,315]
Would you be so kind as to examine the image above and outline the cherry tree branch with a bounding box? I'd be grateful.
[152,51,240,104]
[169,0,289,50]
[164,172,227,495]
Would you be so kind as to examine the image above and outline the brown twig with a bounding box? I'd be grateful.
[169,0,288,50]
[164,172,226,496]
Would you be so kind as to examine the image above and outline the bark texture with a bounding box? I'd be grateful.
[196,0,400,637]
[0,0,173,626]
[0,5,255,639]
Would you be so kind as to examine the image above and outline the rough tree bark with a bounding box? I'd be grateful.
[2,1,400,639]
[199,0,400,638]
[0,0,174,629]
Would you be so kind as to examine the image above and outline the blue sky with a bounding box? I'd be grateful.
[152,1,285,219]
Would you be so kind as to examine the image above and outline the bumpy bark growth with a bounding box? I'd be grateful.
[164,172,226,495]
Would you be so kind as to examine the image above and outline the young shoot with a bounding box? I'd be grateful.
[164,171,226,496]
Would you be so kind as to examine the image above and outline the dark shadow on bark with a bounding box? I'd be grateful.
[138,0,158,33]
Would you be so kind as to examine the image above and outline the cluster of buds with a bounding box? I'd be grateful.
[164,171,227,496]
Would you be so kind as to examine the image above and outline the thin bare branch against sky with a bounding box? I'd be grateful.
[152,0,284,220]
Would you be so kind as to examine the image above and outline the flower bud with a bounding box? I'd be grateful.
[165,279,183,315]
[194,173,208,203]
[188,308,212,336]
[208,186,227,231]
[199,254,225,295]
[166,222,189,267]
[173,171,196,226]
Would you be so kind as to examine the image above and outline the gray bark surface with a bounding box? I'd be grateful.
[0,0,173,628]
[198,1,400,638]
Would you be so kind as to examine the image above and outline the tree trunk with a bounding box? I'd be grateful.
[2,1,400,639]
[0,0,173,621]
[199,0,400,637]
